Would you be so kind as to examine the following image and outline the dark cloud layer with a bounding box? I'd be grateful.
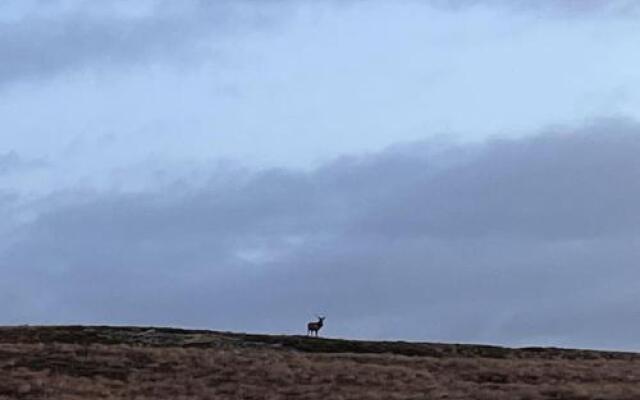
[2,0,636,89]
[1,120,639,349]
[0,1,282,87]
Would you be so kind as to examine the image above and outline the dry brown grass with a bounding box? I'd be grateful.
[0,326,639,399]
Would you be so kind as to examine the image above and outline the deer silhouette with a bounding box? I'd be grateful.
[307,316,325,337]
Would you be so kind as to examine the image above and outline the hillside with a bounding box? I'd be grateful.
[0,326,639,399]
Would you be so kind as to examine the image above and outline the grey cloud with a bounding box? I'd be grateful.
[3,0,635,89]
[0,0,284,87]
[0,152,23,174]
[436,0,640,16]
[0,151,46,174]
[354,120,640,240]
[2,120,640,349]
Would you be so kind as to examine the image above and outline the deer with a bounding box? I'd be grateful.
[307,316,326,337]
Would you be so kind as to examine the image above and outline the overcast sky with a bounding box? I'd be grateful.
[2,0,640,350]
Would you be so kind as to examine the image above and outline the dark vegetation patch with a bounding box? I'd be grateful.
[0,325,639,399]
[2,325,637,361]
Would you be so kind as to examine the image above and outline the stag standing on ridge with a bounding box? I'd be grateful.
[307,316,325,337]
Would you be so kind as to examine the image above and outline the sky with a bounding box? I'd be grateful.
[2,0,640,350]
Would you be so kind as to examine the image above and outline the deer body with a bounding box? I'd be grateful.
[307,316,325,337]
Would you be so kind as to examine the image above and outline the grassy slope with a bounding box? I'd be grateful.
[0,325,639,399]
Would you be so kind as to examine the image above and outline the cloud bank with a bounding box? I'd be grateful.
[0,0,285,87]
[2,0,637,89]
[1,120,639,350]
